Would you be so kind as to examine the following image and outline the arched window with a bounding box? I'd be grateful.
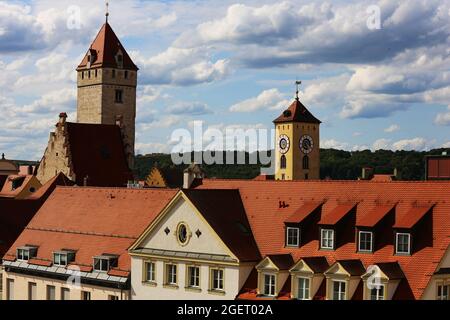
[280,155,287,169]
[303,155,309,170]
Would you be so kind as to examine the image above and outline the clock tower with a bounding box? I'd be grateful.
[273,83,321,181]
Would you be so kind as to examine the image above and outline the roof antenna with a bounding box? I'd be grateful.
[105,1,110,23]
[295,80,302,101]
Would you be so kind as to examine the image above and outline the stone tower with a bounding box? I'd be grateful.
[273,85,321,181]
[76,21,138,168]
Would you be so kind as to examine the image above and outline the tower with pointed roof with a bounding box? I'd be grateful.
[273,83,321,181]
[76,15,138,168]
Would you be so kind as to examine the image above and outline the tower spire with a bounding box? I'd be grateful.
[105,1,109,23]
[295,80,302,101]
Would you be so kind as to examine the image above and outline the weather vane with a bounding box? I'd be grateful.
[105,1,110,23]
[295,80,302,100]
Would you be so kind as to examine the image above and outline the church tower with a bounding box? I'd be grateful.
[274,82,321,181]
[76,14,138,168]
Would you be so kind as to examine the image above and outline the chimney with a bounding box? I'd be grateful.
[183,163,205,189]
[361,167,374,180]
[59,112,67,125]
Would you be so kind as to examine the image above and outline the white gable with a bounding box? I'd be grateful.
[139,196,232,257]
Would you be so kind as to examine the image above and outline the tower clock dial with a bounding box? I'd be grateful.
[300,135,314,154]
[278,135,290,154]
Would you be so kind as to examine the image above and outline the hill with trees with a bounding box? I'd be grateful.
[134,148,449,181]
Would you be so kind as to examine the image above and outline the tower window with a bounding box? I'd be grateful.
[112,69,116,78]
[95,69,98,78]
[88,70,91,79]
[81,72,84,80]
[115,90,123,103]
[124,71,128,79]
[280,155,287,169]
[303,155,309,170]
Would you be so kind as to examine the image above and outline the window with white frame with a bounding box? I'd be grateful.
[286,227,300,247]
[437,284,449,300]
[370,285,385,300]
[144,261,156,283]
[332,281,346,300]
[166,264,177,285]
[396,233,411,254]
[359,231,373,252]
[187,266,200,288]
[297,277,310,300]
[93,255,117,272]
[263,274,276,296]
[321,229,334,249]
[211,268,224,291]
[17,246,37,261]
[53,251,75,266]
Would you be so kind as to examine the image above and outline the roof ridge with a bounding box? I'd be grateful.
[26,226,137,240]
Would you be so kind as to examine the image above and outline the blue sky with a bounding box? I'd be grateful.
[0,0,449,160]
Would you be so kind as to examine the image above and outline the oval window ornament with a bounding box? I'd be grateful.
[177,223,190,246]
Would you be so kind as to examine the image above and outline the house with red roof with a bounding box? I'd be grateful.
[2,187,176,300]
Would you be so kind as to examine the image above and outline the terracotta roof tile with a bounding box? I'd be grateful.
[318,203,356,225]
[183,189,261,262]
[108,268,130,277]
[393,204,434,229]
[77,23,138,71]
[197,179,450,299]
[357,204,395,227]
[66,123,133,187]
[285,201,322,224]
[273,99,321,124]
[28,258,52,267]
[302,257,330,273]
[5,187,177,272]
[377,262,405,279]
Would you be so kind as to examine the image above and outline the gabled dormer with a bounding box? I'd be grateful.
[361,262,405,300]
[256,255,294,297]
[324,260,365,300]
[393,204,435,256]
[318,203,357,250]
[289,257,329,300]
[284,201,323,248]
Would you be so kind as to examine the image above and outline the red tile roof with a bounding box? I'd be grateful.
[29,258,53,267]
[393,204,434,229]
[183,189,261,262]
[273,99,321,124]
[285,201,322,224]
[357,204,395,227]
[27,172,74,200]
[0,175,35,198]
[4,187,177,273]
[266,254,294,270]
[197,179,450,299]
[77,23,138,71]
[66,123,133,187]
[318,203,356,225]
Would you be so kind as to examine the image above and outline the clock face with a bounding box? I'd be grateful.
[300,135,314,154]
[278,135,290,154]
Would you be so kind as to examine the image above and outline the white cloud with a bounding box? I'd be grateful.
[442,141,450,148]
[229,89,290,112]
[22,88,76,113]
[134,47,230,86]
[384,124,400,133]
[392,137,428,151]
[168,102,212,116]
[434,106,450,126]
[372,138,392,150]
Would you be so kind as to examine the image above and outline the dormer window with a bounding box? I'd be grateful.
[358,231,373,252]
[17,246,38,261]
[53,250,75,266]
[93,255,118,272]
[263,274,276,296]
[320,229,334,250]
[286,227,300,247]
[395,233,411,255]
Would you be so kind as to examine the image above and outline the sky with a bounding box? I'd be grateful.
[0,0,449,160]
